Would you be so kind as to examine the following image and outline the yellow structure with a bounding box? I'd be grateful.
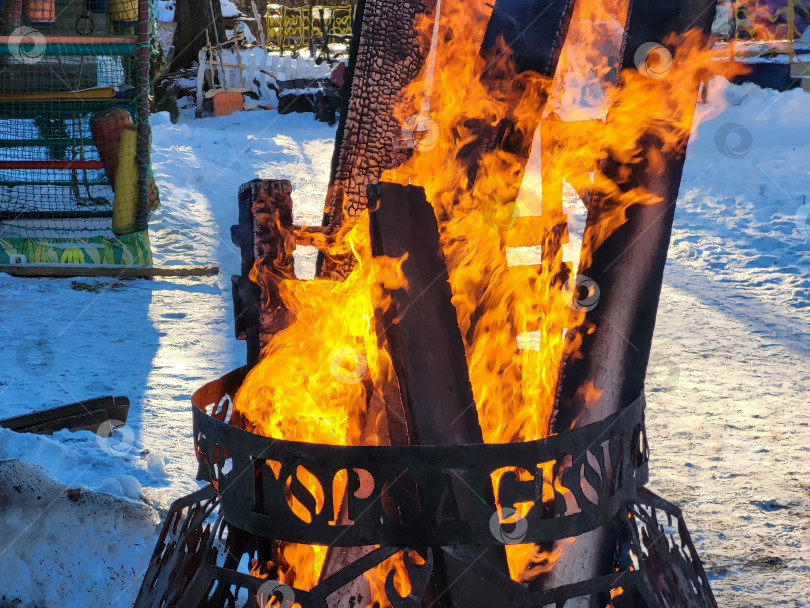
[265,1,356,55]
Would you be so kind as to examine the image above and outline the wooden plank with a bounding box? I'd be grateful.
[0,88,116,102]
[250,180,296,353]
[231,180,265,367]
[316,0,431,277]
[369,182,481,446]
[539,0,720,596]
[0,396,130,434]
[0,264,220,278]
[368,181,513,608]
[481,0,577,77]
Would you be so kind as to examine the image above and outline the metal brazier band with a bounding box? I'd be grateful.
[192,368,649,547]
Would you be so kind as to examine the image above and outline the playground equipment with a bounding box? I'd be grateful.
[0,0,157,265]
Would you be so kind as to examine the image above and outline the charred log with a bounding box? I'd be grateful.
[459,0,577,185]
[539,0,719,598]
[368,181,513,608]
[230,179,296,367]
[318,0,433,278]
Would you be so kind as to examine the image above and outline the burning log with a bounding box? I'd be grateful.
[481,0,576,77]
[252,180,296,355]
[322,0,574,276]
[539,0,720,597]
[368,181,513,608]
[318,0,433,278]
[368,182,480,445]
[459,0,577,184]
[230,179,296,367]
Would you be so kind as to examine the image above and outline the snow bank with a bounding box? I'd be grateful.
[0,426,169,502]
[0,459,161,608]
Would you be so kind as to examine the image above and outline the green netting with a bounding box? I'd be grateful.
[0,0,158,264]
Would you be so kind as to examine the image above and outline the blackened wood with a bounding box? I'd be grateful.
[552,0,718,431]
[458,0,576,184]
[230,179,296,367]
[0,396,130,434]
[368,181,513,608]
[231,274,261,366]
[541,0,719,596]
[369,182,481,446]
[326,0,366,189]
[318,0,432,276]
[231,180,264,366]
[232,180,259,276]
[481,0,576,77]
[252,180,296,354]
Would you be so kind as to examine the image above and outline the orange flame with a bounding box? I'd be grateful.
[235,218,408,594]
[383,0,744,580]
[234,0,747,600]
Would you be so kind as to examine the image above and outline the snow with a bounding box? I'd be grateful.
[199,48,335,108]
[0,425,167,501]
[645,78,810,606]
[220,0,239,19]
[154,0,175,22]
[0,459,160,607]
[0,76,808,606]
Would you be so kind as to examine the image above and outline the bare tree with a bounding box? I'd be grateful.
[171,0,226,71]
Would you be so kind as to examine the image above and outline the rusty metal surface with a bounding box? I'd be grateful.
[134,370,717,608]
[134,481,717,608]
[191,370,649,548]
[133,485,221,608]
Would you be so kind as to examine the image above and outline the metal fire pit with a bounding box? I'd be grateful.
[135,369,717,608]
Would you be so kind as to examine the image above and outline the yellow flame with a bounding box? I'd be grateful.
[235,0,747,598]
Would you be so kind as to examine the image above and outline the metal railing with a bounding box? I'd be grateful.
[265,0,357,61]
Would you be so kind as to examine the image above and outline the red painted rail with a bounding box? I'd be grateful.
[0,160,104,170]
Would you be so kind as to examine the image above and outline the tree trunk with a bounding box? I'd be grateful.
[171,0,226,72]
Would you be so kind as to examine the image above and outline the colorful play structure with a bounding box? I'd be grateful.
[0,0,157,266]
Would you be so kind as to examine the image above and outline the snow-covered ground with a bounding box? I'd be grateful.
[648,80,810,607]
[0,79,807,606]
